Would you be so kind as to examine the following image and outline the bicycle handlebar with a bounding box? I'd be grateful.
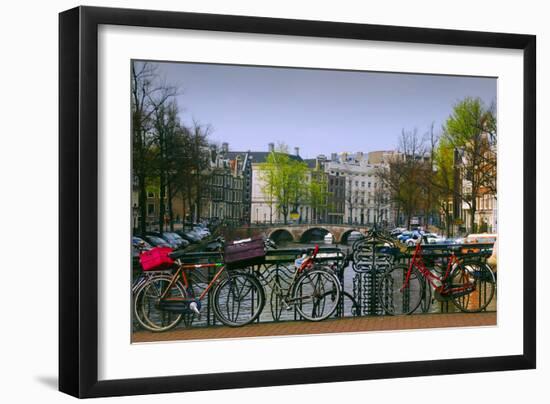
[312,244,319,257]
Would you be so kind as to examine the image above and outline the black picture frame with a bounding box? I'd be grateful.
[59,5,536,398]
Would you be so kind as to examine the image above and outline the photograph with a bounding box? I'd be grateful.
[130,60,498,343]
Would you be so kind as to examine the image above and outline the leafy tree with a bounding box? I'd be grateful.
[308,170,331,224]
[442,97,497,232]
[432,136,456,236]
[260,145,309,224]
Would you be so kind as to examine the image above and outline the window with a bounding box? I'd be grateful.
[147,191,155,198]
[147,203,155,215]
[368,182,371,188]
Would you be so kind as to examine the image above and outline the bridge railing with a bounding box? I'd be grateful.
[133,241,495,331]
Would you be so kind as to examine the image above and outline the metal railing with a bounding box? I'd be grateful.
[132,236,495,331]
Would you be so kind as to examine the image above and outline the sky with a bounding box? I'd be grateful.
[148,61,496,159]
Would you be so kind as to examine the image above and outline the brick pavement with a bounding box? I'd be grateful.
[132,312,496,343]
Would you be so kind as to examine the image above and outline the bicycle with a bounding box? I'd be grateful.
[377,237,496,315]
[269,245,342,321]
[134,242,265,332]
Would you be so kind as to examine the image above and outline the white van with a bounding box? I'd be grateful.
[463,233,497,271]
[464,233,497,244]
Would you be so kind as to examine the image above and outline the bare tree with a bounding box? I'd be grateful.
[372,184,390,226]
[376,129,431,229]
[189,121,213,223]
[131,61,177,234]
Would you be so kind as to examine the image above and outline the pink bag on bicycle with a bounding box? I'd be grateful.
[139,247,174,271]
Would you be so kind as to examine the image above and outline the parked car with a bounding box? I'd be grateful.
[457,233,497,259]
[142,234,172,248]
[424,233,446,244]
[161,232,190,249]
[463,233,497,244]
[390,227,407,237]
[175,230,201,244]
[145,231,187,249]
[188,229,206,240]
[404,233,422,246]
[132,236,152,257]
[193,226,211,238]
[397,230,420,242]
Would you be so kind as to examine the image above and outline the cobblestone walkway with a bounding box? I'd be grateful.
[132,312,496,343]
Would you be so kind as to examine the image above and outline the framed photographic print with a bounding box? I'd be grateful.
[59,6,536,398]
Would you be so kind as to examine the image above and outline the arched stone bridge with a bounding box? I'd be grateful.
[264,224,370,244]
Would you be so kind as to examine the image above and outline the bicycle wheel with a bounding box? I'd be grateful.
[212,272,265,327]
[270,277,286,321]
[134,275,187,332]
[265,265,294,321]
[335,290,360,317]
[450,261,496,313]
[292,267,341,321]
[377,264,424,315]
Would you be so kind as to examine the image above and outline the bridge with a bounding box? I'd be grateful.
[229,224,371,244]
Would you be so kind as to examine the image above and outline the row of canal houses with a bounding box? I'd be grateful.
[136,140,496,234]
[197,143,397,227]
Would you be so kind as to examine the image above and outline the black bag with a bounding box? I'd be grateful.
[224,237,266,269]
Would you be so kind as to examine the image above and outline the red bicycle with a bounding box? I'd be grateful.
[377,238,496,315]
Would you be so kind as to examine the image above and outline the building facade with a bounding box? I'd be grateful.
[202,143,246,226]
[324,151,393,226]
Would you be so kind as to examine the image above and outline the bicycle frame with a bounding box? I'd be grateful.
[274,245,321,304]
[159,261,225,302]
[402,242,473,295]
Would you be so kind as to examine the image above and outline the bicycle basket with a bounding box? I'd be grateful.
[224,237,266,269]
[139,247,174,271]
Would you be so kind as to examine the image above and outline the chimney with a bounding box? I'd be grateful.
[294,147,300,156]
[221,142,229,153]
[315,155,326,170]
[268,142,274,152]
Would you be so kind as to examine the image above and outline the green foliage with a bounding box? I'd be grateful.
[260,147,309,223]
[442,97,497,232]
[433,137,455,193]
[308,170,331,222]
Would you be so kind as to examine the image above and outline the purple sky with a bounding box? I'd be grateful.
[149,61,496,159]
